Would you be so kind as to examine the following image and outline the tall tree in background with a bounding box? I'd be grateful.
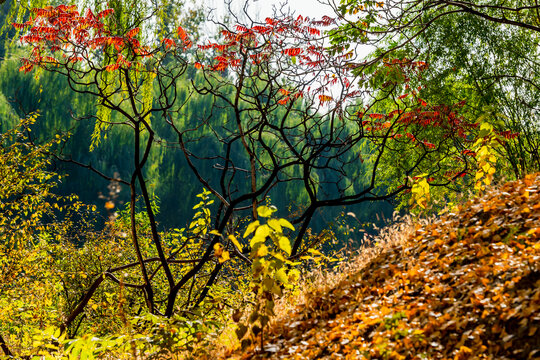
[329,0,540,178]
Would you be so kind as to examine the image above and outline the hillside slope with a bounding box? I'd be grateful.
[225,174,540,359]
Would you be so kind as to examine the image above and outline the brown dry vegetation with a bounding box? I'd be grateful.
[213,174,540,359]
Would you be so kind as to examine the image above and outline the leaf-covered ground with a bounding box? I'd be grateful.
[222,174,540,359]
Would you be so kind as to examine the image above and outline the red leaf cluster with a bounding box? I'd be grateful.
[195,15,331,75]
[14,5,191,74]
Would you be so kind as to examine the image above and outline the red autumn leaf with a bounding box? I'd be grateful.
[214,56,228,62]
[235,25,248,32]
[213,62,228,71]
[318,94,333,103]
[198,44,213,50]
[12,23,27,30]
[252,26,271,34]
[177,26,187,41]
[85,8,96,20]
[126,27,140,38]
[97,8,114,19]
[105,63,120,72]
[283,48,302,57]
[278,97,290,105]
[369,113,384,119]
[162,38,175,49]
[19,62,34,73]
[306,27,321,36]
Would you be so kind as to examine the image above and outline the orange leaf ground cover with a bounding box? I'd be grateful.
[220,174,540,359]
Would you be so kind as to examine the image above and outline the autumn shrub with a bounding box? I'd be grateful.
[0,115,95,355]
[0,117,224,358]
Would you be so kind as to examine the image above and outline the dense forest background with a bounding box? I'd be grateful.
[0,0,390,235]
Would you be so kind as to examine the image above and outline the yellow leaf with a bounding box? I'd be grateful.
[279,218,295,231]
[254,224,270,239]
[288,269,300,282]
[267,218,282,232]
[228,234,243,252]
[272,252,286,261]
[275,268,288,284]
[243,220,260,238]
[213,243,223,257]
[219,251,230,263]
[256,244,268,257]
[257,205,276,218]
[278,236,292,256]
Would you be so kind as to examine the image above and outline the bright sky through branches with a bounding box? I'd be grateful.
[207,0,332,23]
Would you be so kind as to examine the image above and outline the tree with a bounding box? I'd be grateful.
[10,2,493,348]
[12,4,195,330]
[328,0,540,179]
[158,8,491,311]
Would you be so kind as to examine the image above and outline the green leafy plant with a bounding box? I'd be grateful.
[473,122,502,192]
[233,205,300,351]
